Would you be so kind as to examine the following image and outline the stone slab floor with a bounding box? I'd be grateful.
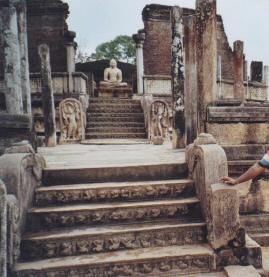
[38,141,185,169]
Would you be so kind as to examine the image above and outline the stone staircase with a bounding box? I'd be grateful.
[14,161,217,277]
[86,98,147,140]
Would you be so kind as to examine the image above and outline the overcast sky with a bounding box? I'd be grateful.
[65,0,269,65]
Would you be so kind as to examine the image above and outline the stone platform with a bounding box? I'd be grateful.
[98,86,132,98]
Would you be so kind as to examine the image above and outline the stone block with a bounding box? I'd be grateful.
[210,183,240,249]
[225,265,261,277]
[207,122,269,145]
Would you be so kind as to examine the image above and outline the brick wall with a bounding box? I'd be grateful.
[142,4,235,81]
[26,0,75,73]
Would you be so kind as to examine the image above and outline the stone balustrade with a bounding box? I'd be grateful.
[30,72,88,96]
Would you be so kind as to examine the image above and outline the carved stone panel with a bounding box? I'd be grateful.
[59,98,85,143]
[150,100,171,145]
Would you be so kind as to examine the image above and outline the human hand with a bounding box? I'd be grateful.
[220,176,237,186]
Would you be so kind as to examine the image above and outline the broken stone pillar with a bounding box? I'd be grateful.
[0,0,23,114]
[263,65,269,101]
[196,0,217,132]
[16,0,31,115]
[133,31,145,95]
[186,133,242,249]
[171,6,185,149]
[184,16,198,145]
[0,179,7,277]
[38,44,57,147]
[251,61,263,82]
[233,41,245,103]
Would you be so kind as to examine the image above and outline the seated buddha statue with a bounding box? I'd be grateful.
[99,59,128,88]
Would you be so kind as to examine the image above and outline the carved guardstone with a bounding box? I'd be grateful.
[0,180,7,277]
[59,98,85,144]
[186,133,241,249]
[150,100,171,145]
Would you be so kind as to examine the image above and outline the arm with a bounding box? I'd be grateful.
[221,163,265,185]
[221,151,269,186]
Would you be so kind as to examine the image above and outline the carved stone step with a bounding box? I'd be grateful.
[43,162,188,186]
[15,244,215,277]
[87,122,145,128]
[85,132,147,139]
[21,221,207,261]
[35,179,195,206]
[86,127,146,133]
[27,198,201,231]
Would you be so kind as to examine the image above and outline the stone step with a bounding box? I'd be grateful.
[224,265,261,277]
[27,198,201,231]
[89,98,141,105]
[43,162,187,185]
[35,179,195,206]
[89,115,145,123]
[88,106,143,113]
[88,103,142,109]
[241,213,269,233]
[21,220,207,261]
[15,244,215,277]
[249,232,269,247]
[228,160,257,176]
[86,126,146,133]
[87,122,145,128]
[85,132,147,139]
[88,112,144,118]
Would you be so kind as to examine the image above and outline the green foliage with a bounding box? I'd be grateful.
[89,35,136,64]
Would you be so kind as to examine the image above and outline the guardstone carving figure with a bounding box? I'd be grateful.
[150,100,171,145]
[59,98,85,143]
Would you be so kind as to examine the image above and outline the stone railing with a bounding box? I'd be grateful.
[218,78,268,102]
[186,133,240,249]
[30,72,88,96]
[186,133,262,269]
[0,141,45,275]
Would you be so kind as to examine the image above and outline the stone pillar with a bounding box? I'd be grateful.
[66,42,76,95]
[0,179,7,277]
[38,44,57,147]
[264,65,269,101]
[184,16,198,145]
[171,6,185,149]
[133,31,145,95]
[196,0,217,133]
[233,41,245,103]
[16,0,31,115]
[0,0,23,114]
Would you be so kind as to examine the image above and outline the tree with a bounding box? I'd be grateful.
[89,35,136,64]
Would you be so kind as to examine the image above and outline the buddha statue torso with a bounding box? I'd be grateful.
[100,59,128,88]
